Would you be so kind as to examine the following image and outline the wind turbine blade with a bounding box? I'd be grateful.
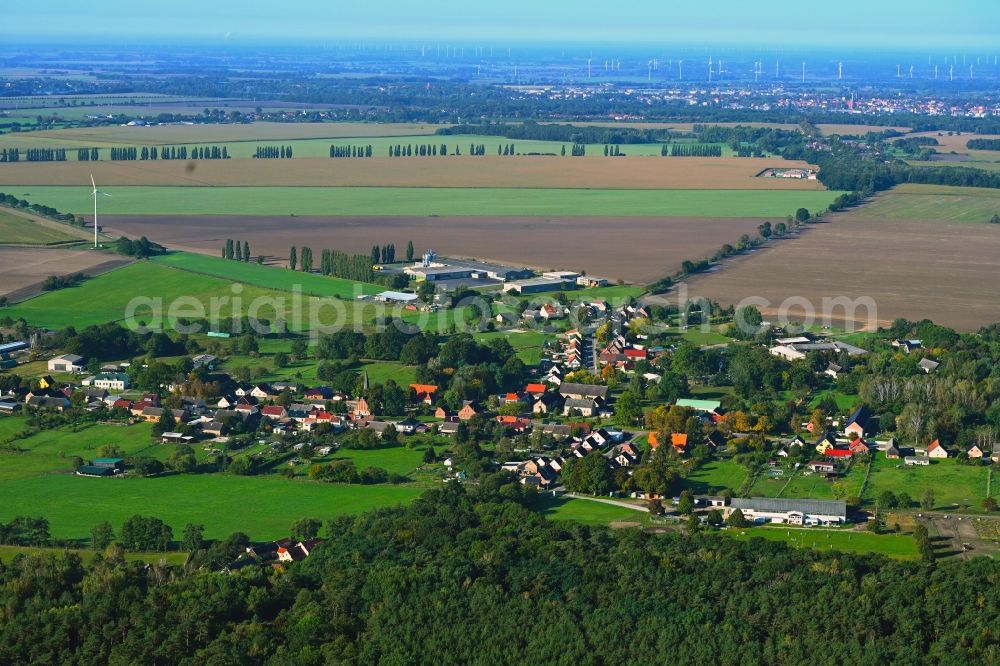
[90,174,96,190]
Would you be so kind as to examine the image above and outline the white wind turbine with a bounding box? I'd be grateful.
[90,174,111,248]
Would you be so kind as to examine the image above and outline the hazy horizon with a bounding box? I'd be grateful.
[9,0,1000,50]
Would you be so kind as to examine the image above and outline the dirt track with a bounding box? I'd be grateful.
[101,214,771,284]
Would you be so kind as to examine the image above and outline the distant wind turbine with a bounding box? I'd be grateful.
[90,174,111,249]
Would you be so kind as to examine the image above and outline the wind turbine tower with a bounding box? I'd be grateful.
[89,175,110,249]
[801,61,805,82]
[838,61,843,80]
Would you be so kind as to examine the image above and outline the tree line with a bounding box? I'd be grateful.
[222,239,252,262]
[387,143,454,157]
[665,143,724,157]
[330,144,373,158]
[1,484,998,664]
[0,191,80,226]
[253,145,293,159]
[967,138,1000,150]
[0,148,69,162]
[437,120,678,144]
[67,145,233,161]
[289,245,374,282]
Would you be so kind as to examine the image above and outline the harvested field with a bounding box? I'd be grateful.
[102,214,772,283]
[0,247,131,300]
[903,131,1000,153]
[817,124,911,136]
[0,122,445,148]
[0,156,826,190]
[681,189,1000,331]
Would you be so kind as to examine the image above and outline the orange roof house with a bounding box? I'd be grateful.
[410,384,439,404]
[671,433,688,450]
[525,383,548,395]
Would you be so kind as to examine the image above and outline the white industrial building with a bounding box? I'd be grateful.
[727,497,847,526]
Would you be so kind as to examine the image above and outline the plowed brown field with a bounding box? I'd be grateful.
[100,214,772,283]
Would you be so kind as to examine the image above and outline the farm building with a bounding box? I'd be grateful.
[375,291,419,304]
[905,456,930,466]
[0,341,29,355]
[504,277,574,295]
[48,354,85,373]
[675,398,722,414]
[728,497,847,526]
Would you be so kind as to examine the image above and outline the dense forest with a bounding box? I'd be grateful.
[1,482,998,664]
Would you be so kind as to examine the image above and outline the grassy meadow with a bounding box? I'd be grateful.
[151,251,382,298]
[2,185,844,218]
[726,525,918,560]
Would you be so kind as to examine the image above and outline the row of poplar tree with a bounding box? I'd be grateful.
[222,239,253,262]
[288,246,374,282]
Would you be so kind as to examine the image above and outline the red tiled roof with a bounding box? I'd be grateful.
[525,383,547,394]
[825,448,853,458]
[410,384,438,394]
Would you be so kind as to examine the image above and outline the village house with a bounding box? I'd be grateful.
[926,439,949,459]
[918,358,940,374]
[410,383,439,405]
[563,398,599,417]
[457,401,480,421]
[845,406,873,437]
[967,445,984,459]
[558,383,609,402]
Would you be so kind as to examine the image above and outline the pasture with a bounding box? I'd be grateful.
[474,330,552,365]
[726,525,918,560]
[99,214,776,284]
[858,184,1000,222]
[151,251,382,298]
[538,496,646,526]
[0,545,189,566]
[683,186,1000,331]
[865,457,988,512]
[0,185,843,218]
[0,207,89,245]
[0,473,424,541]
[680,460,749,495]
[0,155,827,190]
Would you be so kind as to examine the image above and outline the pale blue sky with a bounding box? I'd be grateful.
[8,0,999,49]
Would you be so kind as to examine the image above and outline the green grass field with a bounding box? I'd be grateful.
[681,460,749,495]
[861,185,1000,223]
[325,445,428,476]
[474,330,551,365]
[0,209,83,245]
[0,261,313,330]
[538,496,646,525]
[725,525,917,560]
[750,460,866,500]
[562,285,645,302]
[865,456,988,511]
[0,473,423,541]
[0,421,160,482]
[0,544,189,566]
[152,251,382,297]
[3,186,844,218]
[0,260,437,331]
